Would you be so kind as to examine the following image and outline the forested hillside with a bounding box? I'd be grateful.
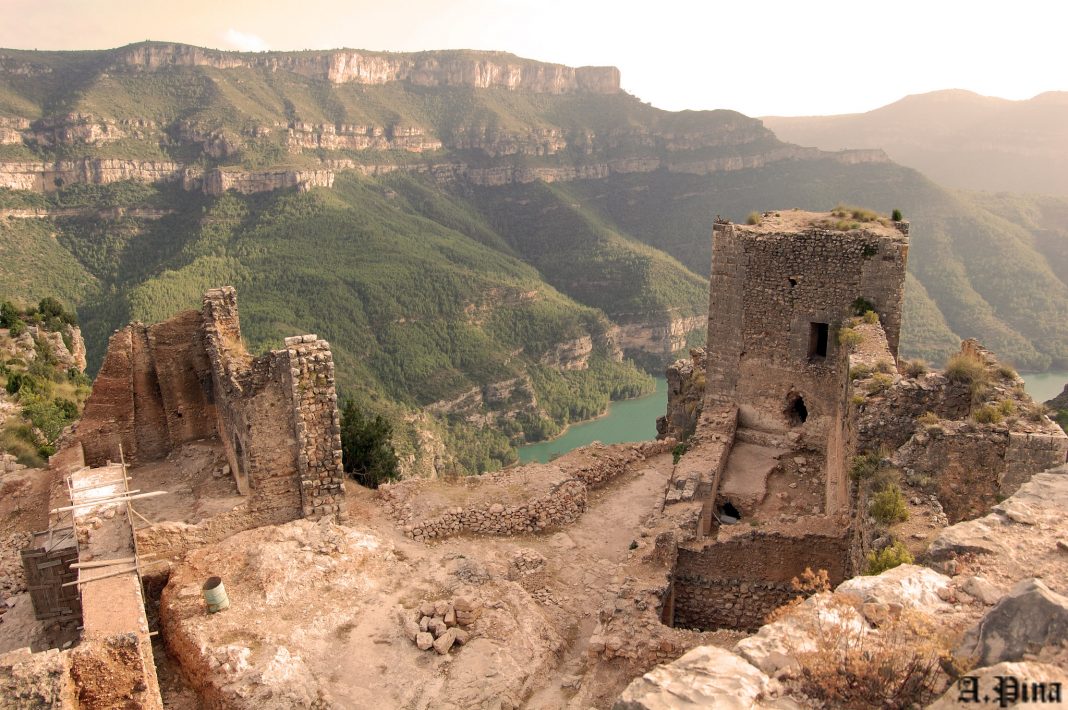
[1,43,1066,473]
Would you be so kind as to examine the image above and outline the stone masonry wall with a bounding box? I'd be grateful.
[403,478,588,541]
[671,532,850,632]
[201,287,344,522]
[281,335,345,519]
[77,328,136,466]
[74,286,344,533]
[706,219,909,434]
[387,441,672,542]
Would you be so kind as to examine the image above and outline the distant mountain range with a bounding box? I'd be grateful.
[1,44,1066,471]
[763,90,1068,197]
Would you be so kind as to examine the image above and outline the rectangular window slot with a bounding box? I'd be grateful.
[808,322,829,359]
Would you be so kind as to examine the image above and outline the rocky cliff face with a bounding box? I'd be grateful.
[615,314,704,360]
[1048,383,1068,411]
[0,159,187,192]
[112,43,621,93]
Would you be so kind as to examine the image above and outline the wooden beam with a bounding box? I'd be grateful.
[50,490,167,514]
[70,557,136,570]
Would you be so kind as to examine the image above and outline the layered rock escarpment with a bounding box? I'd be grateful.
[113,43,622,93]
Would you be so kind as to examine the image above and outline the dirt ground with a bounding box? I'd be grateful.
[156,450,709,709]
[126,440,242,525]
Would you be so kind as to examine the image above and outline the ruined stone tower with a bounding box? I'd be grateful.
[704,213,909,513]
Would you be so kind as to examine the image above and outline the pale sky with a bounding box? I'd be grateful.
[1,0,1064,116]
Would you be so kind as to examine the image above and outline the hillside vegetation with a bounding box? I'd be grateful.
[1,44,1066,473]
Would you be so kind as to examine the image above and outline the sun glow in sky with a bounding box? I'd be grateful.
[2,0,1064,116]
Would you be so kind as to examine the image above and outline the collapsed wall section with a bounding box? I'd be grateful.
[78,313,216,467]
[201,287,343,521]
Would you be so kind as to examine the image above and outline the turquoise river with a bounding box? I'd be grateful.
[516,370,1067,464]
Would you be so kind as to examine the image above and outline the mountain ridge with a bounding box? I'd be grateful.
[1,43,1066,472]
[763,89,1068,196]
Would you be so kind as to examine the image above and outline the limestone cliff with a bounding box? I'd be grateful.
[112,43,621,93]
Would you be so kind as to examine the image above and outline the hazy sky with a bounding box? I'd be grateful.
[1,0,1064,116]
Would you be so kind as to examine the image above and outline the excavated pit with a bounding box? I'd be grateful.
[663,531,850,632]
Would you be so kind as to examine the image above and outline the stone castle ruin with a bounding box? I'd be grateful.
[650,211,1066,634]
[2,214,1067,708]
[76,286,344,523]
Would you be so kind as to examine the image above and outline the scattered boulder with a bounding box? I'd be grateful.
[433,629,458,655]
[614,645,795,709]
[415,632,433,651]
[958,578,1068,667]
[959,575,1002,606]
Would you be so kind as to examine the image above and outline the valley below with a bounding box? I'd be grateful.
[1,42,1067,472]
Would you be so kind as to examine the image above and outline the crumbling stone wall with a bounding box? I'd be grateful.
[894,421,1067,524]
[72,286,344,532]
[282,335,345,518]
[670,532,849,632]
[385,441,672,542]
[78,314,216,467]
[200,287,343,521]
[656,347,706,441]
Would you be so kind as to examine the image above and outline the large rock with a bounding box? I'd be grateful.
[1046,383,1068,412]
[928,661,1068,709]
[613,645,798,710]
[959,578,1068,667]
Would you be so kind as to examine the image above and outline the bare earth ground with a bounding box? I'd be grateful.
[156,451,738,709]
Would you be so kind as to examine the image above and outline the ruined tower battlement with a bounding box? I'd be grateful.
[706,212,909,434]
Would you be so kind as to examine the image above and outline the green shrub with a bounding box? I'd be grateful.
[871,483,909,524]
[944,355,987,385]
[996,364,1018,380]
[997,399,1016,416]
[891,208,903,222]
[850,298,875,316]
[672,442,688,465]
[902,359,928,378]
[973,404,1003,425]
[8,319,26,337]
[838,327,863,348]
[866,373,894,395]
[746,211,762,226]
[850,363,873,380]
[917,411,940,426]
[851,394,866,406]
[850,452,882,481]
[0,301,18,328]
[865,540,914,575]
[20,395,79,443]
[340,400,399,488]
[862,310,880,325]
[874,359,895,374]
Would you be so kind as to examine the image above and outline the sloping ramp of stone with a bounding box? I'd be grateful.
[716,441,788,516]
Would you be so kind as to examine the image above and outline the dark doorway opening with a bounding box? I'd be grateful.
[718,500,741,523]
[786,394,808,426]
[808,322,829,359]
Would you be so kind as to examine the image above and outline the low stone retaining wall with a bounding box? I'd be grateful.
[404,478,587,541]
[385,440,673,542]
